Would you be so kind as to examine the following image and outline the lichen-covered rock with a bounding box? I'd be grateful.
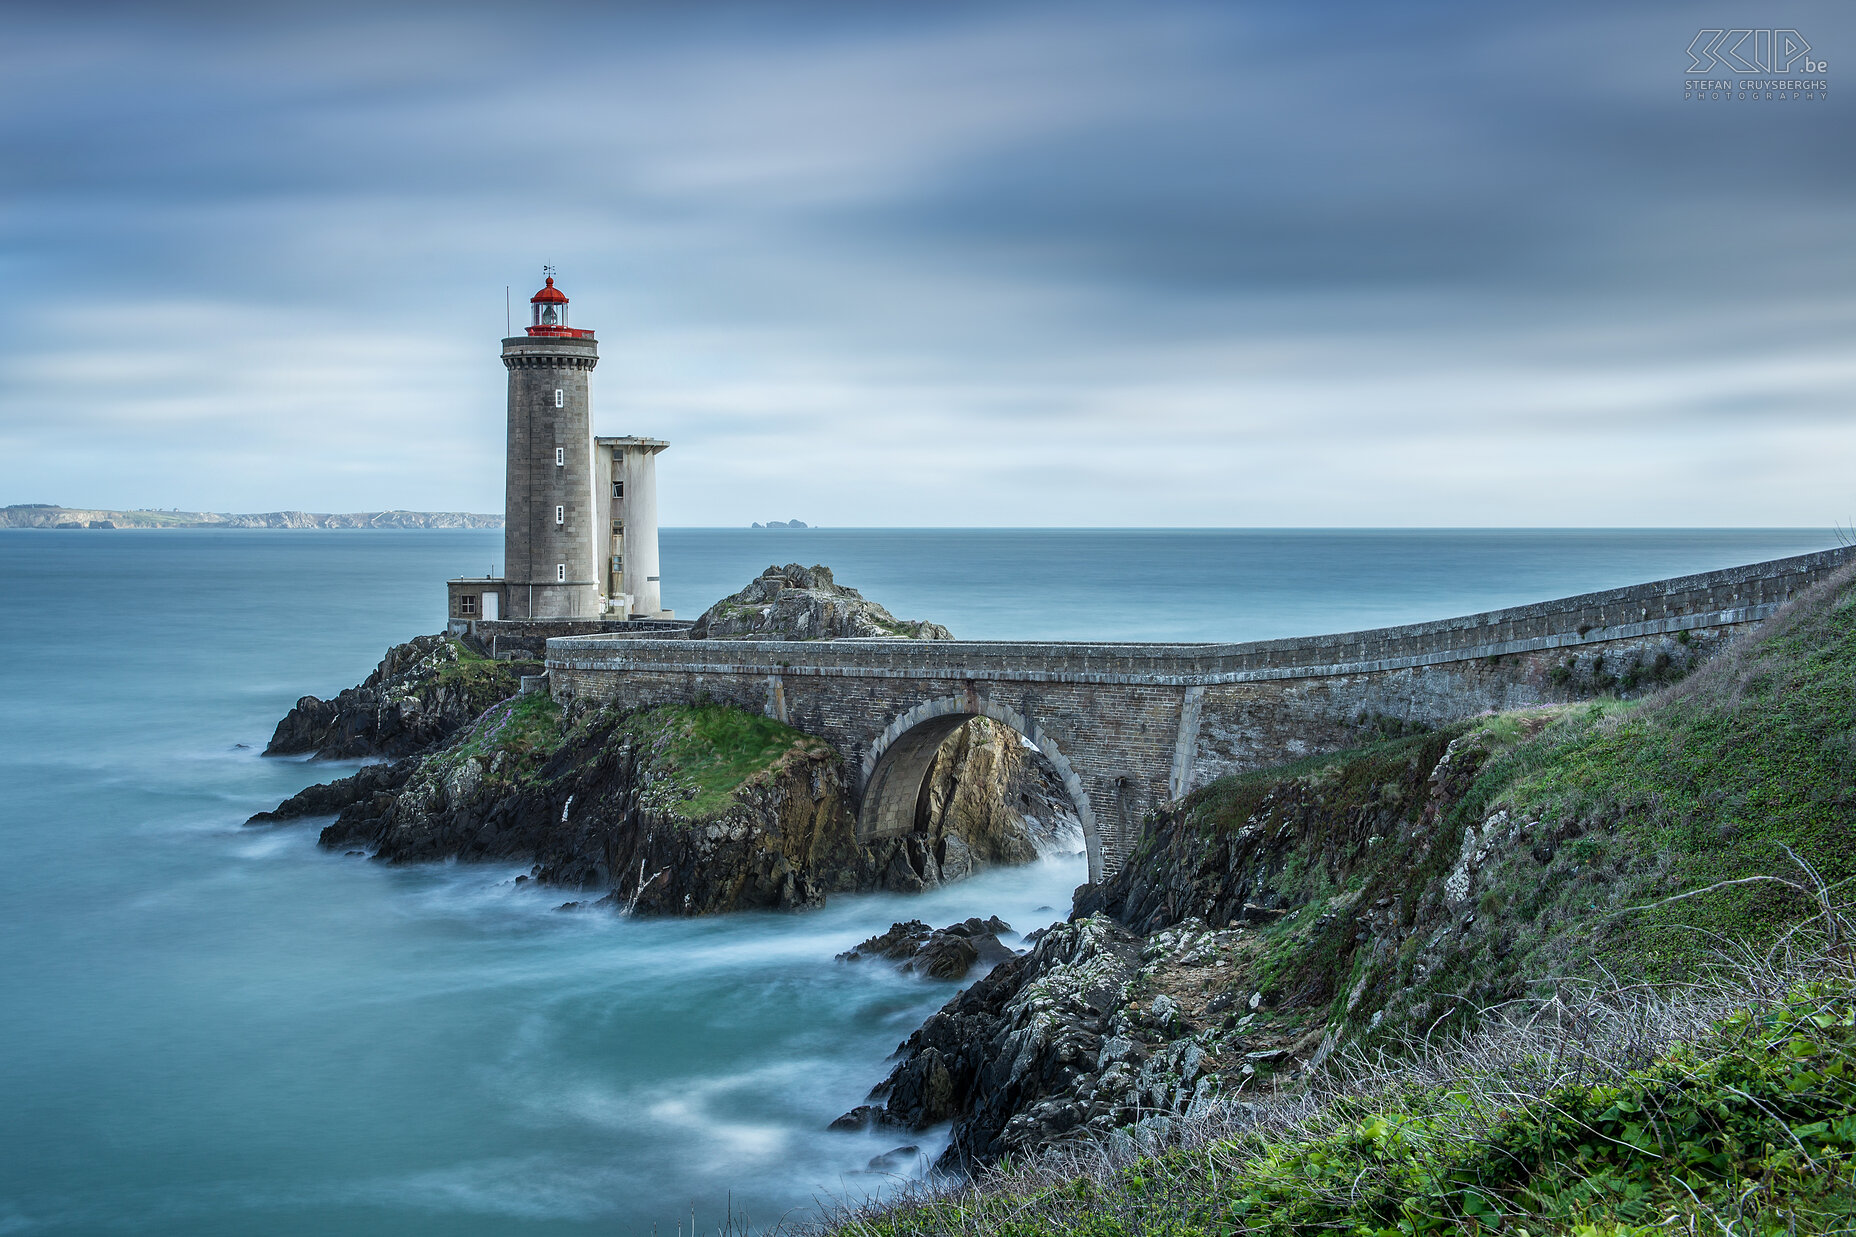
[688,564,953,641]
[841,910,1331,1173]
[263,634,530,759]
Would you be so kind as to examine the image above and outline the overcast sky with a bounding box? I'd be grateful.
[1,1,1849,526]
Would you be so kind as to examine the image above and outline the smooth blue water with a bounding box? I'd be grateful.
[0,527,1836,1235]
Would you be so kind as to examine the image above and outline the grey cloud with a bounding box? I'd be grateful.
[0,1,1850,524]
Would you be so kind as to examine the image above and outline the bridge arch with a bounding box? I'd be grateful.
[859,695,1104,883]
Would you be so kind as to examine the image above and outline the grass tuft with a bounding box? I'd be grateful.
[620,704,819,821]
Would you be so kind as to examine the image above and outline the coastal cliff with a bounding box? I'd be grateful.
[1,503,499,529]
[264,634,533,759]
[295,701,1048,913]
[848,561,1856,1182]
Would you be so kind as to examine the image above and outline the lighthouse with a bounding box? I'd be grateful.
[447,270,674,634]
[501,275,602,619]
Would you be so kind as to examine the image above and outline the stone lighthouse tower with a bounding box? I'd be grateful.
[445,269,675,638]
[501,273,600,619]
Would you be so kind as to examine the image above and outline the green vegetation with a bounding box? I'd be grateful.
[430,637,524,698]
[837,980,1856,1236]
[1156,568,1856,1042]
[1474,580,1856,981]
[619,703,825,820]
[443,690,565,775]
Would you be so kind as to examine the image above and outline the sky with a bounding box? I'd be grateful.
[0,1,1849,527]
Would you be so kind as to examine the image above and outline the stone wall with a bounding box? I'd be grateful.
[546,545,1854,879]
[459,616,692,660]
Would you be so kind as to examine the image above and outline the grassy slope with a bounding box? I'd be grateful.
[421,698,825,824]
[848,983,1856,1236]
[1475,574,1856,981]
[614,703,828,821]
[1157,566,1856,1046]
[442,690,566,771]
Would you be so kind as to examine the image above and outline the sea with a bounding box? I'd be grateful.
[0,527,1835,1236]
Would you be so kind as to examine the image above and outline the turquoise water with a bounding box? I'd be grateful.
[0,527,1836,1235]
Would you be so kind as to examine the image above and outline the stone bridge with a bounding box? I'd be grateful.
[547,547,1852,883]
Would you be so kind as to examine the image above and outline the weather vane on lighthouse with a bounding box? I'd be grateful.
[542,264,556,280]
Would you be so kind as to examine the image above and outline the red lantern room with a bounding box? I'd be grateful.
[527,272,594,338]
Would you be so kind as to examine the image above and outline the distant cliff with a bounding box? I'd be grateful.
[1,504,500,529]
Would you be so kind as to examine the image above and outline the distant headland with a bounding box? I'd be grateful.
[752,519,811,528]
[1,504,501,530]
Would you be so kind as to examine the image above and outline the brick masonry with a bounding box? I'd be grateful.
[546,546,1854,882]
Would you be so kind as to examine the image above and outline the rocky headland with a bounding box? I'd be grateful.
[253,570,1071,915]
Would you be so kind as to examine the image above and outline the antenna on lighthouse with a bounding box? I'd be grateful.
[505,286,510,337]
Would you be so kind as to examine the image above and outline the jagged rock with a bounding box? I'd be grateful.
[865,1145,923,1173]
[297,702,1049,917]
[840,920,933,962]
[828,1105,897,1132]
[245,759,415,824]
[688,564,953,641]
[264,634,532,759]
[838,916,1017,981]
[856,915,1146,1170]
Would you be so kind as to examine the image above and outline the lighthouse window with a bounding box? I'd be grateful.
[613,481,624,498]
[554,389,564,408]
[555,505,565,525]
[555,447,565,467]
[557,564,566,583]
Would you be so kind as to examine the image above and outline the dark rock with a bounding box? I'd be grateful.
[840,917,1019,982]
[828,1104,896,1132]
[905,934,979,980]
[866,916,1143,1172]
[866,1145,923,1173]
[886,1046,959,1127]
[246,759,415,824]
[841,920,933,962]
[263,633,533,760]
